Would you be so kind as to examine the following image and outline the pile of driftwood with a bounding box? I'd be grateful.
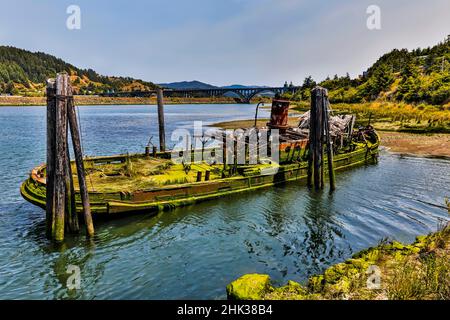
[298,111,354,136]
[295,110,356,148]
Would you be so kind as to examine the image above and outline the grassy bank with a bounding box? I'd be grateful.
[227,203,450,300]
[0,95,246,106]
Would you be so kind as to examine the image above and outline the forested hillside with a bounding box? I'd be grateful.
[0,46,157,96]
[286,36,450,105]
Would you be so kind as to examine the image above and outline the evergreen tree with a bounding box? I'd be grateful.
[397,76,420,102]
[5,81,15,94]
[302,76,316,89]
[371,64,394,96]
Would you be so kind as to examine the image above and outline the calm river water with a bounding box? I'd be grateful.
[0,104,449,299]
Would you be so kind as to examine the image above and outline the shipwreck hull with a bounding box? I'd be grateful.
[21,139,379,218]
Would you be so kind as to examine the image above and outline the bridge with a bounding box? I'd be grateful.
[101,86,300,104]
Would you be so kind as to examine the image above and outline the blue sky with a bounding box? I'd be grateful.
[0,0,449,86]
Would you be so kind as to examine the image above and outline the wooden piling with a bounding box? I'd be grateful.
[156,88,166,152]
[152,146,157,157]
[53,74,69,241]
[67,93,95,238]
[45,80,56,239]
[65,84,79,233]
[145,146,150,157]
[320,147,325,189]
[307,154,313,188]
[323,100,336,191]
[310,87,325,190]
[348,115,355,146]
[326,135,336,191]
[65,137,79,233]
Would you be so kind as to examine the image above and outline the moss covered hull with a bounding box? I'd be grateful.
[21,139,379,218]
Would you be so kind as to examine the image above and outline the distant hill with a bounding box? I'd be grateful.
[289,35,450,105]
[0,46,157,96]
[159,80,218,90]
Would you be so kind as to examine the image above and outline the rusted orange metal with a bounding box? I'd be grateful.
[267,99,290,133]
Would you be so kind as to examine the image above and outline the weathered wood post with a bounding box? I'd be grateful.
[65,84,79,233]
[53,74,69,241]
[320,146,325,189]
[67,92,95,238]
[46,80,56,238]
[324,100,336,191]
[65,138,79,233]
[348,115,355,146]
[156,88,166,152]
[308,87,325,190]
[307,149,313,188]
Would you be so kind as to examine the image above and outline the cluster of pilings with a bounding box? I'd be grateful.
[46,73,94,241]
[307,86,336,191]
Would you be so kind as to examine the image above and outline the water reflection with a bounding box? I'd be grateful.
[300,190,347,276]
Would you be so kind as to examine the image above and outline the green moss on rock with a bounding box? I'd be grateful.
[226,274,270,300]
